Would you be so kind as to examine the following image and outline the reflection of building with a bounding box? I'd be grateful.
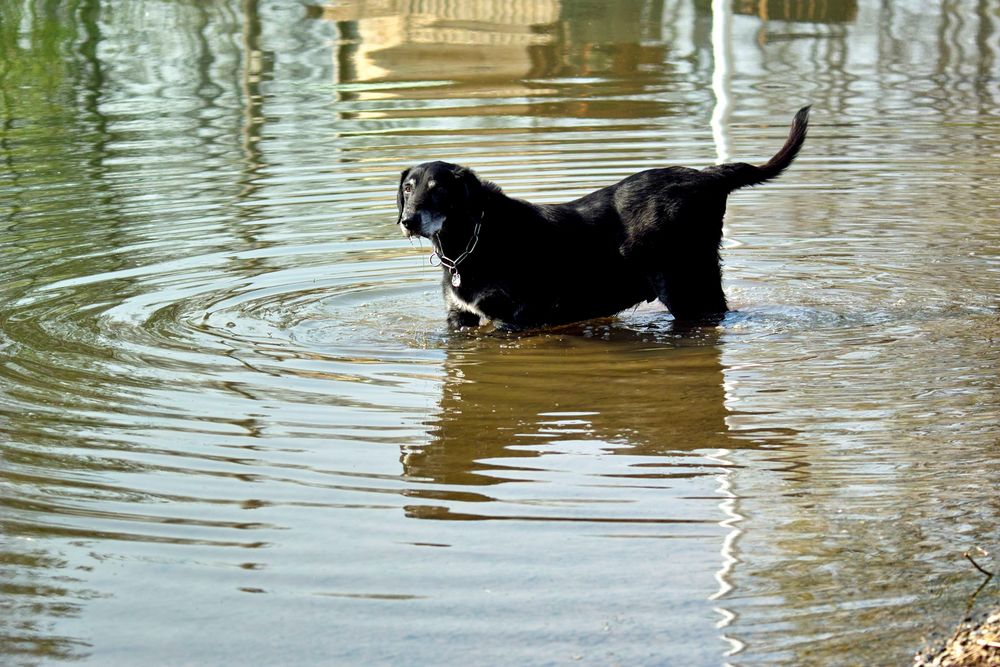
[312,0,561,81]
[313,0,560,23]
[312,0,665,83]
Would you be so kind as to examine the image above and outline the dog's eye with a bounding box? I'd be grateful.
[403,183,413,195]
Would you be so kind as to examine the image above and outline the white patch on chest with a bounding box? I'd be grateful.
[446,288,488,322]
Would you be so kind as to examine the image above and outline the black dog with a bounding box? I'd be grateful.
[397,106,809,330]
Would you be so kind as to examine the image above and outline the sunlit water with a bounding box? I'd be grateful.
[2,1,998,665]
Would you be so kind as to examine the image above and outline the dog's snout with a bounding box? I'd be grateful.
[398,209,446,238]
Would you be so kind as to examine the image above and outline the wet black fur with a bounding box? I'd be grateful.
[397,106,810,330]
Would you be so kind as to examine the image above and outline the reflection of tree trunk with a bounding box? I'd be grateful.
[80,0,105,130]
[239,0,265,200]
[335,19,361,89]
[79,0,112,195]
[232,0,273,256]
[975,0,995,116]
[79,0,128,272]
[1,87,18,220]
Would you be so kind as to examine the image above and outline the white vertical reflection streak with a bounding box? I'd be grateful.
[711,0,733,164]
[710,0,742,616]
[709,11,741,650]
[706,447,745,659]
[710,4,740,652]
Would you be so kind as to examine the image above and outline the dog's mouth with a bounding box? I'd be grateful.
[400,210,446,239]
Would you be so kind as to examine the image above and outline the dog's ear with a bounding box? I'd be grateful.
[396,168,411,224]
[452,166,482,216]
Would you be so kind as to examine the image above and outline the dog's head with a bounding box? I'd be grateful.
[396,161,483,239]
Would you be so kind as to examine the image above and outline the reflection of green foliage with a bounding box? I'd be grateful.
[0,0,109,226]
[0,0,88,192]
[0,1,84,114]
[0,9,95,664]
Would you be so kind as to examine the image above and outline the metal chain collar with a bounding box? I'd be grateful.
[429,217,482,288]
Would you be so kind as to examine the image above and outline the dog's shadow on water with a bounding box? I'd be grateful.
[400,316,797,488]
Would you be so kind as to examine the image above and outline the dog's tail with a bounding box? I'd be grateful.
[705,106,810,190]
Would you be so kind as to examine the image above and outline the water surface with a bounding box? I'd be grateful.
[2,1,999,665]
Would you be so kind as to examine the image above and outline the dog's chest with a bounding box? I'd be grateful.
[446,287,488,320]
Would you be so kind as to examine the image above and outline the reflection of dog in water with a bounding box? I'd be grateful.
[397,108,809,330]
[400,326,762,488]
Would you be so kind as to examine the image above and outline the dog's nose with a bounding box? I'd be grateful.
[400,215,418,230]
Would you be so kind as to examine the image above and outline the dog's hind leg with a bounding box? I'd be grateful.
[649,249,728,321]
[629,203,728,322]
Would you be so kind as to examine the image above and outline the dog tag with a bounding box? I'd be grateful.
[450,271,462,288]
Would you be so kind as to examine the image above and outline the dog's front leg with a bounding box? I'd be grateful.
[447,306,482,330]
[474,289,536,331]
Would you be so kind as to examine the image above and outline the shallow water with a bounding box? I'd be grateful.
[1,1,998,665]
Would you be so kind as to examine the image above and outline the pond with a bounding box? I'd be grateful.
[1,0,998,664]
